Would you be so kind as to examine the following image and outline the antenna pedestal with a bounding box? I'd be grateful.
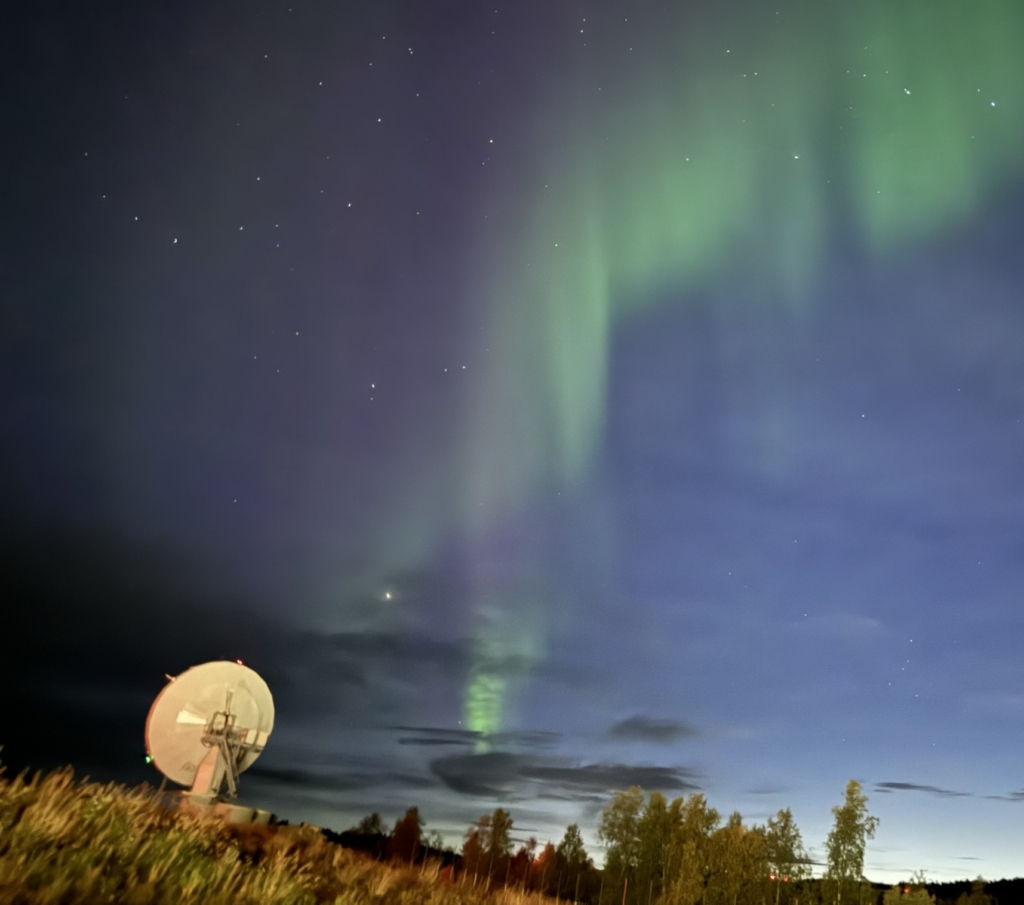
[178,793,274,825]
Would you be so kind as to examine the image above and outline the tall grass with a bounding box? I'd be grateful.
[0,766,551,905]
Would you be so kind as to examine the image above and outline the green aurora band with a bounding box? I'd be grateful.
[451,1,1024,737]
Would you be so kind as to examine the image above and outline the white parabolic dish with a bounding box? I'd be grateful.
[145,661,275,787]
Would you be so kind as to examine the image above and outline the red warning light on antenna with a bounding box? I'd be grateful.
[236,659,244,665]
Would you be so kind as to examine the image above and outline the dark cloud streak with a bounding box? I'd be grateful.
[430,752,699,800]
[610,715,698,743]
[875,782,970,798]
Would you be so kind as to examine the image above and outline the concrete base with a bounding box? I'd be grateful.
[179,793,274,825]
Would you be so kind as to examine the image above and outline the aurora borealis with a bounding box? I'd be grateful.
[5,0,1024,882]
[472,0,1024,512]
[460,0,1024,740]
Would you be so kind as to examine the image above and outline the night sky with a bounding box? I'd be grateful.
[5,0,1024,883]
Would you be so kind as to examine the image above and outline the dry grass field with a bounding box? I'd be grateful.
[0,766,548,905]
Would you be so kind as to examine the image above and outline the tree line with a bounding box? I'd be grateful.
[339,779,999,905]
[593,779,872,905]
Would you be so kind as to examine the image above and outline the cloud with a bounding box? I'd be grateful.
[393,726,481,742]
[293,631,467,691]
[874,782,969,798]
[395,726,559,749]
[520,763,699,792]
[319,632,463,668]
[983,790,1024,802]
[745,786,787,797]
[493,731,561,749]
[430,752,699,800]
[610,715,698,743]
[398,736,476,747]
[247,765,436,792]
[430,752,525,797]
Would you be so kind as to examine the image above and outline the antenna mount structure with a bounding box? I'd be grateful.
[145,661,274,807]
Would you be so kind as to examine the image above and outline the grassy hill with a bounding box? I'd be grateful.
[0,765,547,905]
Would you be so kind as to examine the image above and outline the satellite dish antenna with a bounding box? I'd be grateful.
[145,661,274,803]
